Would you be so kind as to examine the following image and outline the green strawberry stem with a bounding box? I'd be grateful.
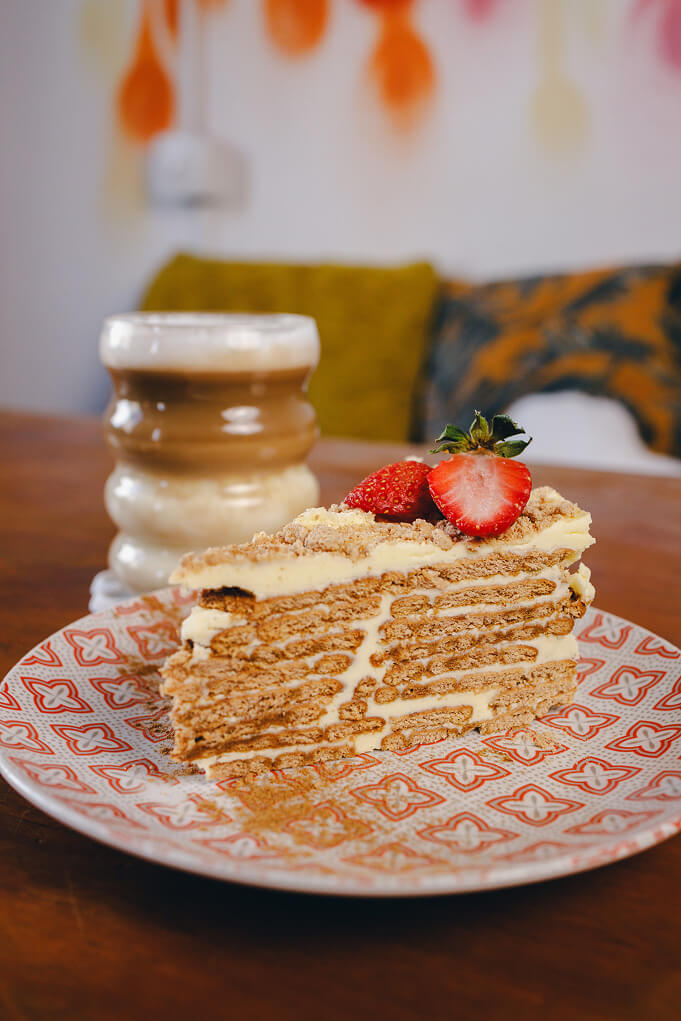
[430,411,532,459]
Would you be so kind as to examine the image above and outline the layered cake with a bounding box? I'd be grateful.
[161,415,595,779]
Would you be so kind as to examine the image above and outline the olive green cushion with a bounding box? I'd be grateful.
[141,254,439,442]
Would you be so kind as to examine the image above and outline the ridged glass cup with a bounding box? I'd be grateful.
[100,313,320,593]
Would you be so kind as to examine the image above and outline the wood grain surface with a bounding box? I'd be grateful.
[1,409,680,1021]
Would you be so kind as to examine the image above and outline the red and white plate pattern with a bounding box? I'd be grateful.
[2,591,681,897]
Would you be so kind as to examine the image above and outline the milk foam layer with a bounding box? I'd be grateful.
[100,313,320,372]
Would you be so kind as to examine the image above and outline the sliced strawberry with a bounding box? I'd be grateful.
[428,452,532,537]
[344,461,436,522]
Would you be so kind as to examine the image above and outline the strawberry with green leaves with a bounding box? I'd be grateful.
[343,412,532,536]
[427,412,533,537]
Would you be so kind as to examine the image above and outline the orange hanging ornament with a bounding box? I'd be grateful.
[265,0,329,56]
[117,0,175,142]
[363,1,435,126]
[163,0,179,39]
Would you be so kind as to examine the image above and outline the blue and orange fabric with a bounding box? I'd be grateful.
[419,263,681,458]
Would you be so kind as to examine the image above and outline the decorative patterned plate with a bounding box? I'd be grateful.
[2,590,681,897]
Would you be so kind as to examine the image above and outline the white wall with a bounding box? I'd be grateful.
[2,0,681,415]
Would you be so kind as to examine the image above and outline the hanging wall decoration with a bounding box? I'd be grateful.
[633,0,681,73]
[530,0,588,157]
[358,0,435,128]
[264,0,330,55]
[115,0,231,146]
[163,0,179,38]
[109,0,636,151]
[460,0,503,22]
[113,0,521,140]
[117,0,175,142]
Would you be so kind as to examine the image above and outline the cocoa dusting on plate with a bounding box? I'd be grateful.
[221,767,389,846]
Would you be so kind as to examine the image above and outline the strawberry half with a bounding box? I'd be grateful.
[428,412,533,537]
[344,460,435,522]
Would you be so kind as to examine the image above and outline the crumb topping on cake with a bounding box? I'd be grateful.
[172,486,584,583]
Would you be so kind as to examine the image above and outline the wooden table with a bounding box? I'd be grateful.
[1,409,681,1021]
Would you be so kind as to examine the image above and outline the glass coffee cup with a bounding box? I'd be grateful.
[100,313,320,593]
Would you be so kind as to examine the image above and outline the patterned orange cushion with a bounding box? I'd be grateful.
[419,264,681,457]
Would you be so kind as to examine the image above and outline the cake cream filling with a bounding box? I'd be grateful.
[181,631,579,718]
[187,577,581,768]
[316,590,393,723]
[200,684,501,772]
[182,608,245,646]
[352,685,499,756]
[569,563,595,602]
[181,564,571,648]
[435,584,570,619]
[199,636,576,769]
[310,591,577,732]
[172,495,594,598]
[180,571,585,719]
[200,736,359,769]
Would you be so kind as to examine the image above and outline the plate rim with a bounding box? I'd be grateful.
[2,596,681,898]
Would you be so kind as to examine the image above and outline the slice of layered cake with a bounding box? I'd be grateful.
[161,416,595,779]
